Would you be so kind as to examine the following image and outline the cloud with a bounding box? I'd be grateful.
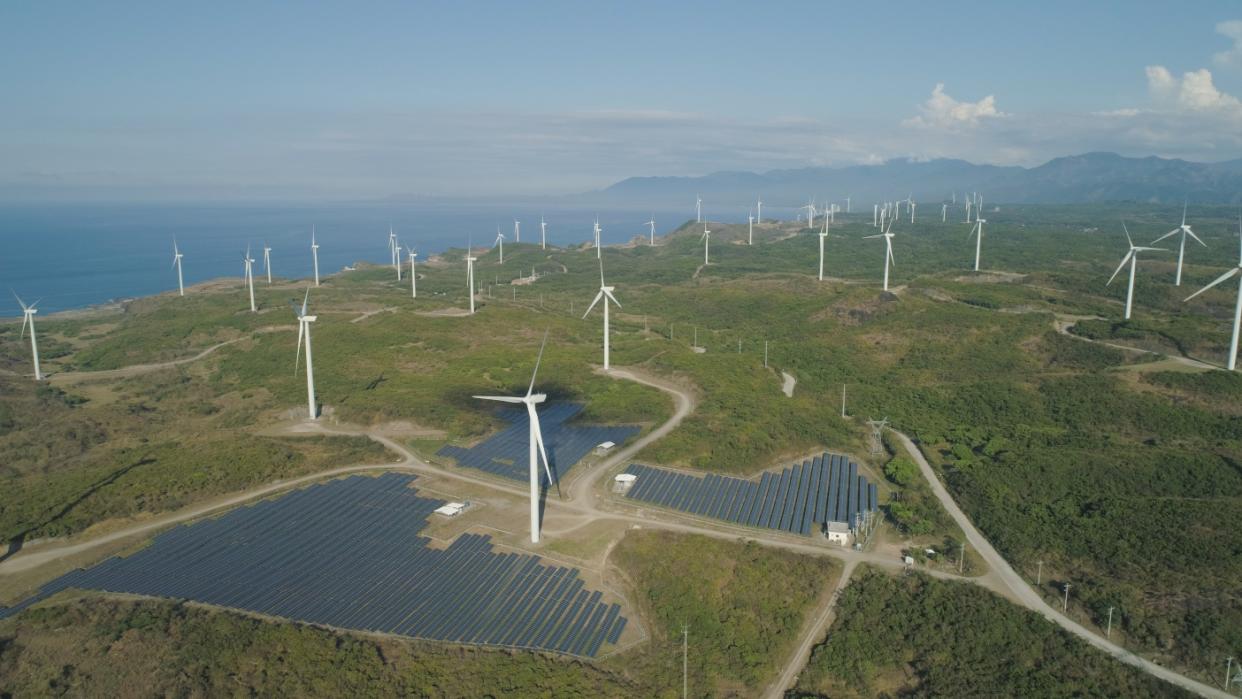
[1145,65,1242,116]
[902,83,1006,129]
[1215,20,1242,68]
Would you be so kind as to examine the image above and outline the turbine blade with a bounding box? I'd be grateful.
[473,395,526,403]
[1122,221,1133,248]
[530,405,558,495]
[1106,251,1133,286]
[1150,229,1180,244]
[295,321,304,374]
[301,287,311,316]
[20,313,29,339]
[526,329,549,397]
[582,290,604,319]
[11,290,27,311]
[603,288,621,308]
[598,257,606,287]
[1185,227,1207,248]
[1184,268,1239,301]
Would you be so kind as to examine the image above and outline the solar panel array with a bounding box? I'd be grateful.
[621,453,878,537]
[0,473,626,658]
[438,402,640,486]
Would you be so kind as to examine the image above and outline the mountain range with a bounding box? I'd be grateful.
[582,152,1242,208]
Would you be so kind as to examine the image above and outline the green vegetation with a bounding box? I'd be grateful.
[791,568,1192,698]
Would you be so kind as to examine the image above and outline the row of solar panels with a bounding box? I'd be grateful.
[438,402,639,486]
[621,453,877,536]
[0,473,626,658]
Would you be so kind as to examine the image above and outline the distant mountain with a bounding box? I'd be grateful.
[582,152,1242,207]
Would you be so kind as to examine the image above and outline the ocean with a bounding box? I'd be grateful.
[0,201,780,317]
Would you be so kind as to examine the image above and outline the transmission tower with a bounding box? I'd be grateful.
[866,417,889,455]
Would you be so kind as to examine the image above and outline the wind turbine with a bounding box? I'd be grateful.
[13,293,42,380]
[514,219,521,243]
[757,196,762,224]
[292,288,318,420]
[747,210,754,245]
[311,227,320,287]
[845,195,851,214]
[1107,222,1166,320]
[799,202,816,228]
[701,222,711,265]
[1184,215,1242,370]
[540,215,547,250]
[394,239,403,281]
[582,258,621,370]
[243,245,257,312]
[172,239,185,296]
[408,249,418,298]
[873,204,879,227]
[263,242,272,284]
[909,200,916,224]
[494,227,505,263]
[465,239,477,314]
[1151,203,1207,286]
[646,218,656,245]
[942,203,948,223]
[968,217,988,271]
[593,218,602,259]
[864,220,896,291]
[696,195,702,223]
[387,226,397,267]
[965,198,973,223]
[817,218,828,281]
[473,332,558,543]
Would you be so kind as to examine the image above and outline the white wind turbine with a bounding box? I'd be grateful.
[965,198,973,223]
[1151,203,1207,286]
[13,293,42,380]
[593,218,602,259]
[243,244,257,312]
[514,219,521,243]
[473,332,558,543]
[311,227,320,287]
[394,239,403,281]
[968,216,988,271]
[701,222,711,265]
[748,209,754,245]
[540,215,547,250]
[172,239,185,296]
[583,258,621,370]
[292,287,318,420]
[757,196,762,224]
[465,239,477,315]
[494,227,505,263]
[942,203,948,223]
[817,218,828,281]
[909,200,916,224]
[873,203,879,227]
[387,227,397,267]
[1184,215,1242,370]
[263,242,273,284]
[1107,222,1166,320]
[408,249,418,298]
[646,218,656,245]
[696,195,702,223]
[845,195,851,214]
[864,220,896,291]
[799,202,816,228]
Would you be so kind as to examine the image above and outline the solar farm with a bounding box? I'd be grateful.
[0,473,627,658]
[438,402,640,485]
[620,453,877,537]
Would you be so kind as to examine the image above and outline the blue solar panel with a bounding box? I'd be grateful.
[0,474,625,658]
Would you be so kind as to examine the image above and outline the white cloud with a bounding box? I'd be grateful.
[902,83,1006,129]
[1214,20,1242,68]
[1145,65,1242,116]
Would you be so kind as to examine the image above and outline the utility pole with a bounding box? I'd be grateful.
[693,326,697,350]
[1106,606,1114,639]
[1062,582,1071,612]
[1036,560,1043,586]
[737,338,741,354]
[841,384,846,418]
[763,341,768,368]
[682,624,689,699]
[959,542,967,574]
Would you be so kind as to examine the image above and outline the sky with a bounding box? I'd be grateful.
[3,1,1242,200]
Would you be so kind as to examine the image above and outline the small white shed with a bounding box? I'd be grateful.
[434,502,466,517]
[825,521,851,546]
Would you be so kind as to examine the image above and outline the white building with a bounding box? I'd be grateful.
[434,502,466,517]
[824,521,851,546]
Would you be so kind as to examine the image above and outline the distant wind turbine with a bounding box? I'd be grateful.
[465,239,477,315]
[243,244,257,312]
[292,287,318,419]
[748,209,754,245]
[942,203,948,223]
[494,227,505,264]
[387,226,397,267]
[582,258,621,370]
[1151,203,1206,286]
[873,203,879,227]
[1107,221,1166,320]
[818,218,828,281]
[909,200,916,224]
[845,195,851,214]
[646,218,656,245]
[311,227,320,287]
[757,196,762,224]
[172,239,185,296]
[394,239,403,281]
[473,331,558,543]
[864,220,896,291]
[594,218,602,259]
[701,222,711,265]
[1184,214,1242,370]
[514,219,521,243]
[799,202,816,228]
[263,242,272,284]
[696,195,702,223]
[540,215,547,250]
[13,292,42,380]
[408,249,418,298]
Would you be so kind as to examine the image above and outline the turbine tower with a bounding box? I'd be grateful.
[1184,215,1242,370]
[243,245,257,312]
[13,293,42,380]
[969,217,988,271]
[387,226,397,267]
[646,218,656,245]
[748,210,754,245]
[696,195,702,223]
[540,216,547,250]
[473,332,558,543]
[864,220,896,291]
[701,223,711,265]
[1151,203,1206,286]
[1107,221,1166,320]
[172,239,185,296]
[394,239,403,281]
[494,227,505,263]
[292,288,318,419]
[465,240,477,315]
[818,219,828,281]
[514,219,520,243]
[757,196,762,224]
[800,202,816,228]
[582,259,621,371]
[845,195,851,214]
[408,249,418,298]
[942,203,948,223]
[594,219,602,259]
[311,227,320,287]
[263,242,272,284]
